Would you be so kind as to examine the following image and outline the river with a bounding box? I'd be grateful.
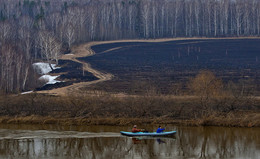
[0,124,259,159]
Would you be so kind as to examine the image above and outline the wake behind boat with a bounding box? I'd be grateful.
[120,131,176,137]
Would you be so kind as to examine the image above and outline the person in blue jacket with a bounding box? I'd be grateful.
[156,126,165,133]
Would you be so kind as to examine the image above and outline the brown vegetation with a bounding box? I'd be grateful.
[188,70,223,112]
[0,88,259,127]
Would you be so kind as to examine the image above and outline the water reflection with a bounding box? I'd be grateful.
[0,125,258,159]
[176,127,260,159]
[131,136,175,145]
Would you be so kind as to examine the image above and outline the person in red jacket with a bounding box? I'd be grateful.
[132,125,142,133]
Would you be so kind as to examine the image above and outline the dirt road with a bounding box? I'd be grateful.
[37,42,112,95]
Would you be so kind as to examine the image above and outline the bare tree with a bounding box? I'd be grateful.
[45,12,62,35]
[223,0,230,35]
[151,2,157,38]
[18,28,32,60]
[189,70,223,111]
[256,2,260,35]
[0,44,18,93]
[0,21,12,42]
[38,31,61,70]
[127,2,136,37]
[223,80,256,111]
[173,0,181,37]
[194,0,201,36]
[72,6,87,42]
[213,0,219,36]
[142,1,150,38]
[15,53,23,92]
[64,22,76,50]
[19,16,34,30]
[234,1,243,36]
[88,8,97,40]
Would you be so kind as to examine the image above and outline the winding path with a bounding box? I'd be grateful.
[37,42,113,95]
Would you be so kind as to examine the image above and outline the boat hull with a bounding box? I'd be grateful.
[120,131,176,137]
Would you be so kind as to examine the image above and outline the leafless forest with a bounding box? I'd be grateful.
[1,0,260,93]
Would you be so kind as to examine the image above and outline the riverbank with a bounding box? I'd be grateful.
[1,93,259,127]
[0,111,259,127]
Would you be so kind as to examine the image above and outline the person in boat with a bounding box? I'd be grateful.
[156,126,165,133]
[132,125,143,133]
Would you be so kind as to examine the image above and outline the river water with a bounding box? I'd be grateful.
[0,124,259,159]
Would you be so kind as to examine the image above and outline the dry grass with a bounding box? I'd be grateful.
[0,93,259,127]
[0,115,258,127]
[190,111,260,127]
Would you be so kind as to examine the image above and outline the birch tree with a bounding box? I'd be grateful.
[194,0,201,36]
[38,31,61,70]
[64,22,76,50]
[235,2,243,36]
[173,0,181,37]
[142,1,150,38]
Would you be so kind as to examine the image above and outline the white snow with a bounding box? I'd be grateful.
[21,91,33,95]
[32,62,62,85]
[39,75,61,85]
[32,62,60,75]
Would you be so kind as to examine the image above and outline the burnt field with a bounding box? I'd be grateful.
[80,39,260,94]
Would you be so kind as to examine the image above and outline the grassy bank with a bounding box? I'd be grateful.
[0,93,259,127]
[0,112,259,127]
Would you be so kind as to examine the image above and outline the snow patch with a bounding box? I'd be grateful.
[39,75,61,85]
[32,62,60,75]
[21,91,33,95]
[32,62,62,85]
